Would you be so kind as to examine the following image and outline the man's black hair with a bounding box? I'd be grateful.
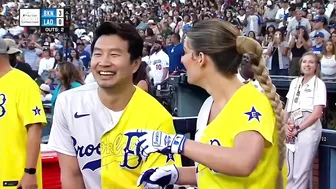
[91,22,143,62]
[171,32,181,42]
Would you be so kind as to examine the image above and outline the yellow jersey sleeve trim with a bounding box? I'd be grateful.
[17,77,47,127]
[233,129,274,146]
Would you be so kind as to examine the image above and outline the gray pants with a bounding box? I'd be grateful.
[286,112,322,189]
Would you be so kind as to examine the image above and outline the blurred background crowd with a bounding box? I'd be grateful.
[1,0,336,104]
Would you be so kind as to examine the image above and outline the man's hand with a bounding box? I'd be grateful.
[135,130,186,161]
[17,173,37,189]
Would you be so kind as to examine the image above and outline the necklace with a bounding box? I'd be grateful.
[325,54,333,59]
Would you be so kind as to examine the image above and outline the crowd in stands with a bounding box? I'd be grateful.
[1,0,336,107]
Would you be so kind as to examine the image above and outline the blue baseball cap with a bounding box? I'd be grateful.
[183,25,192,31]
[314,32,325,38]
[313,17,324,22]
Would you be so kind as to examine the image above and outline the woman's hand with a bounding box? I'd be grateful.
[285,123,293,138]
[286,123,298,138]
[263,54,270,60]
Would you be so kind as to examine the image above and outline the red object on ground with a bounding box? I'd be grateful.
[41,151,61,189]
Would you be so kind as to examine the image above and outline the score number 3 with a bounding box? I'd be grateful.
[57,9,64,17]
[0,94,7,118]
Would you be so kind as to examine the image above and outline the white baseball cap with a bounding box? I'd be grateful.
[40,84,51,93]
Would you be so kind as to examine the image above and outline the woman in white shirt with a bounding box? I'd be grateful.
[38,48,55,80]
[320,40,336,78]
[265,30,290,75]
[285,52,327,189]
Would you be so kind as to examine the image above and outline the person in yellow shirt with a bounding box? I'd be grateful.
[135,19,287,189]
[0,38,46,189]
[48,22,180,189]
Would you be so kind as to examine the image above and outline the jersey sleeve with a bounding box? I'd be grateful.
[163,54,170,68]
[275,9,281,20]
[313,80,327,106]
[38,60,45,76]
[48,93,76,156]
[17,79,47,127]
[141,116,182,172]
[233,96,275,145]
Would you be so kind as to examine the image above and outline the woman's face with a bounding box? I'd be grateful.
[181,38,201,85]
[331,33,336,44]
[325,41,333,52]
[301,55,317,76]
[248,32,255,38]
[55,53,61,60]
[71,50,76,58]
[307,13,313,21]
[275,30,282,37]
[55,67,62,80]
[138,30,145,37]
[226,11,231,18]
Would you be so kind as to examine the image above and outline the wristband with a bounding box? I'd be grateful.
[171,134,186,154]
[24,168,36,175]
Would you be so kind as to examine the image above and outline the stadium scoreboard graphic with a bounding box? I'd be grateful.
[19,8,71,33]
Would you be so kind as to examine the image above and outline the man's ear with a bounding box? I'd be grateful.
[132,58,142,74]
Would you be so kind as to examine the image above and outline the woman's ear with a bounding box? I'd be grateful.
[198,52,207,68]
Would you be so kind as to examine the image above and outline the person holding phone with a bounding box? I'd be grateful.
[289,26,311,76]
[265,29,289,75]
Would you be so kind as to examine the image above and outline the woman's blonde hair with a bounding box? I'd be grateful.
[237,36,286,189]
[298,52,321,78]
[187,19,286,189]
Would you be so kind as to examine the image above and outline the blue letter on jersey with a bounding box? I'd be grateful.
[0,94,7,118]
[120,131,147,169]
[72,137,101,171]
[196,139,221,174]
[209,139,221,173]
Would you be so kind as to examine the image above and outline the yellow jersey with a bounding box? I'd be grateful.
[196,83,287,189]
[0,69,46,189]
[101,87,181,189]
